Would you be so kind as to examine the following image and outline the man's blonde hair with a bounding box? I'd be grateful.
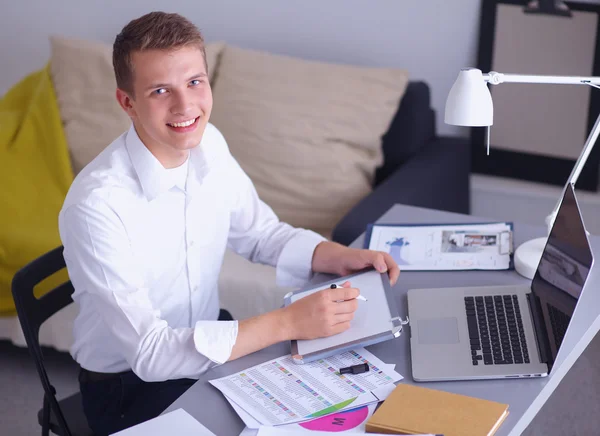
[113,11,206,96]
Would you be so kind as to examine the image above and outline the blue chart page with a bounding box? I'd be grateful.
[366,223,512,270]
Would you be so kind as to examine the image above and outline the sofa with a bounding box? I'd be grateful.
[332,81,470,246]
[217,79,470,322]
[0,35,469,350]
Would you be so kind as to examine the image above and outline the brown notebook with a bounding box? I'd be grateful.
[366,384,509,436]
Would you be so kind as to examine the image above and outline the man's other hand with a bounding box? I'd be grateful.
[311,242,400,285]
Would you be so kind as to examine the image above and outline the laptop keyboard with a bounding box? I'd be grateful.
[465,295,530,365]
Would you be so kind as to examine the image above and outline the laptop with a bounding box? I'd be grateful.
[407,183,594,381]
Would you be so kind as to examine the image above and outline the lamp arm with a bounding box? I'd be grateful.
[478,70,600,233]
[545,112,600,232]
[484,72,600,86]
[567,113,600,187]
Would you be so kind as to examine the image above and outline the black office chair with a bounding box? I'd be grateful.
[11,246,93,436]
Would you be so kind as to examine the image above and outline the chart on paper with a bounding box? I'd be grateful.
[209,348,402,426]
[366,222,513,270]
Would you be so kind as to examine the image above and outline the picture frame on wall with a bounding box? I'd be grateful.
[473,0,600,191]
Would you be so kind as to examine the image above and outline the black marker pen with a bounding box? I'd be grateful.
[339,363,369,375]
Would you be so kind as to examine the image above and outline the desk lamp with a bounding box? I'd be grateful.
[445,68,600,279]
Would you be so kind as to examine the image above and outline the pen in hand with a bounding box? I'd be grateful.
[330,284,368,301]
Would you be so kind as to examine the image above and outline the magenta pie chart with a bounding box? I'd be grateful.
[298,406,370,432]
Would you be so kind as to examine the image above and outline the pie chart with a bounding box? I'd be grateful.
[297,405,373,432]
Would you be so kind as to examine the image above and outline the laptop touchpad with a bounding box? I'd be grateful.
[418,318,459,344]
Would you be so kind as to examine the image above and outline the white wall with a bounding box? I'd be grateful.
[2,0,600,232]
[0,0,481,136]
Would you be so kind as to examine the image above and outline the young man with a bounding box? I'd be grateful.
[58,11,400,435]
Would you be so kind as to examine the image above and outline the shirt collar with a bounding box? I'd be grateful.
[125,124,213,201]
[125,124,195,201]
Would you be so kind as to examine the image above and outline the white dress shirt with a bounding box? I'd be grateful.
[59,123,325,382]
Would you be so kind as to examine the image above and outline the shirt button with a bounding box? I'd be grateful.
[188,240,195,247]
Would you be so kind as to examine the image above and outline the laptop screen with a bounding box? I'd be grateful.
[530,183,594,369]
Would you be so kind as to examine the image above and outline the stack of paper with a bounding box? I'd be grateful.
[209,348,402,430]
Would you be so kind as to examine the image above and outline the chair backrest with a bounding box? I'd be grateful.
[11,246,74,436]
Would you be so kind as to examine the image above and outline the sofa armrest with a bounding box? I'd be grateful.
[332,136,471,246]
[376,81,436,185]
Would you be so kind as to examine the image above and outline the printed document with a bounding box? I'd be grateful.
[366,222,513,270]
[110,408,214,435]
[210,348,402,426]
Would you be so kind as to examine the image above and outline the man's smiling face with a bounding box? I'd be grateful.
[116,45,212,167]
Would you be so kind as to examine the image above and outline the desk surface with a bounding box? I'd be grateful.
[164,204,600,436]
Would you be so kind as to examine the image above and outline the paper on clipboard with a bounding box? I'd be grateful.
[365,222,514,271]
[283,269,406,364]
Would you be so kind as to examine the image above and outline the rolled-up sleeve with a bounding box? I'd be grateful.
[225,153,326,288]
[61,199,236,382]
[193,320,238,364]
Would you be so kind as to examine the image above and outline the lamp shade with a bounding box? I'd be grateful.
[445,68,494,127]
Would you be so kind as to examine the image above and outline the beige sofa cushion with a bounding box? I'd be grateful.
[49,35,225,174]
[209,45,409,237]
[218,249,294,320]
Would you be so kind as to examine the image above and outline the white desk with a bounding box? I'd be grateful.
[164,204,600,435]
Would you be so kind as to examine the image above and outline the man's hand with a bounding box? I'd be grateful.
[280,283,359,340]
[229,283,359,360]
[311,242,400,285]
[229,242,399,362]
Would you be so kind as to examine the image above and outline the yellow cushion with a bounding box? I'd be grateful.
[0,65,73,315]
